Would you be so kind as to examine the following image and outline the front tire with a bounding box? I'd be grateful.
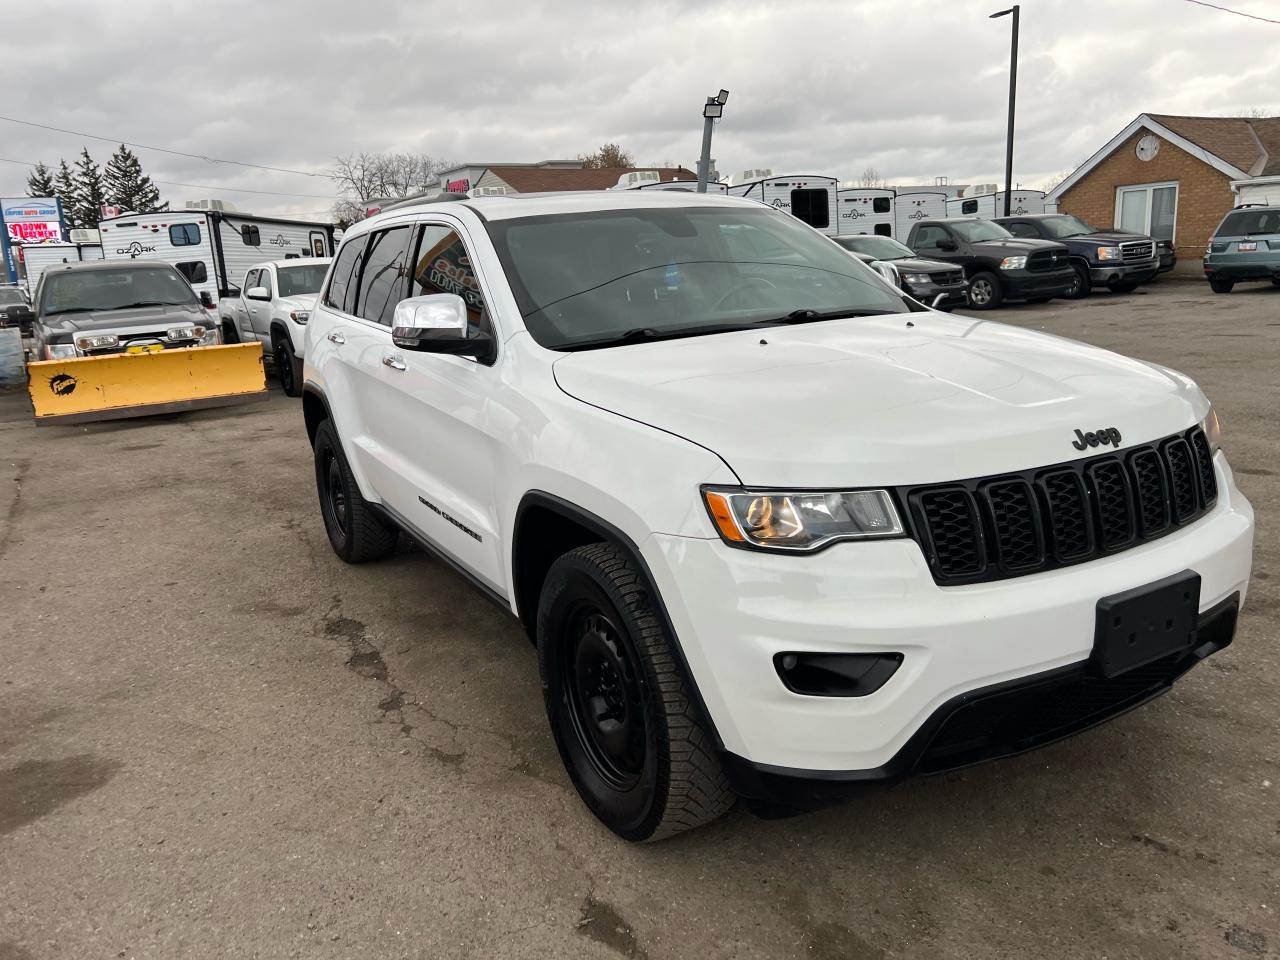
[538,543,734,841]
[1109,278,1141,294]
[1209,277,1235,294]
[312,420,398,563]
[1065,263,1092,299]
[274,334,303,397]
[966,271,1004,309]
[220,319,240,344]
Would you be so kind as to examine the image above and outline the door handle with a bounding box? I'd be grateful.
[382,354,406,371]
[327,331,346,344]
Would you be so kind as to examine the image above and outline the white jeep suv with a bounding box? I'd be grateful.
[303,191,1253,841]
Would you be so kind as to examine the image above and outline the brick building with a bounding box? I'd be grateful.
[1048,113,1280,273]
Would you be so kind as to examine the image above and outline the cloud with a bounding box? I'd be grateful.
[2,0,1277,217]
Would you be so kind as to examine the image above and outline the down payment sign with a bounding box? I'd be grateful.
[2,199,64,244]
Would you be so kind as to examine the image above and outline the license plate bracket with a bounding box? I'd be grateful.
[126,343,165,354]
[1092,570,1201,678]
[1237,241,1258,252]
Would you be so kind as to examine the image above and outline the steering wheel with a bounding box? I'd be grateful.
[713,275,778,311]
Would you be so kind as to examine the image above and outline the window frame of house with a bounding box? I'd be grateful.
[1113,181,1179,243]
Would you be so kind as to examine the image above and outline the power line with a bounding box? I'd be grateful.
[0,114,333,179]
[0,156,342,200]
[1181,0,1280,24]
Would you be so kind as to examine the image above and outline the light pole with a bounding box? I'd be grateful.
[990,5,1019,217]
[697,89,729,193]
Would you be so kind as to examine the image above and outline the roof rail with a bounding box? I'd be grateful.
[380,191,469,213]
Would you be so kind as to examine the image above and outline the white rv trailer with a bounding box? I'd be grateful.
[894,191,949,237]
[835,188,895,237]
[97,209,336,301]
[21,242,104,294]
[727,174,840,235]
[946,190,1048,219]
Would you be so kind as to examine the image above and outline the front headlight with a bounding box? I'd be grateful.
[1202,406,1222,453]
[290,310,310,324]
[999,256,1027,270]
[702,487,904,552]
[76,334,119,351]
[1097,246,1122,261]
[166,325,205,341]
[199,326,221,344]
[901,273,932,285]
[44,342,78,359]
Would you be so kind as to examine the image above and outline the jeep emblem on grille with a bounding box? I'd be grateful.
[1072,427,1122,451]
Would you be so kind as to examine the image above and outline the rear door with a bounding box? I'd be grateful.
[250,266,275,344]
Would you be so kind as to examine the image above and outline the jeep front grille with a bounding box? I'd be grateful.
[902,426,1217,585]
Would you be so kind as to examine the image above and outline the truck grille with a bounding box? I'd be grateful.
[1027,250,1066,272]
[902,426,1217,585]
[937,269,965,287]
[1121,240,1155,261]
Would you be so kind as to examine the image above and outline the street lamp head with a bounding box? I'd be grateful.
[703,99,724,119]
[716,89,730,105]
[989,6,1015,16]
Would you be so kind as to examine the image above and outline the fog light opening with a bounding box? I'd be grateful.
[774,652,904,698]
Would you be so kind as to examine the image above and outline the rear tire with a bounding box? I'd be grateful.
[1209,277,1235,294]
[220,320,240,344]
[1270,277,1280,288]
[538,543,734,841]
[312,420,398,563]
[1065,263,1092,299]
[966,271,1003,310]
[274,334,303,397]
[1108,279,1141,294]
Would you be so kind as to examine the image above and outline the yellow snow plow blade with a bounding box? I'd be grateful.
[27,342,268,425]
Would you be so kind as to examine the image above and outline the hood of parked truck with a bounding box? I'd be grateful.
[276,295,317,314]
[551,314,1208,487]
[969,237,1066,255]
[38,302,206,340]
[1080,230,1152,245]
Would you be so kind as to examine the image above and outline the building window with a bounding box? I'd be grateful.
[241,224,261,246]
[176,261,208,284]
[1115,182,1178,243]
[790,189,830,229]
[170,224,201,246]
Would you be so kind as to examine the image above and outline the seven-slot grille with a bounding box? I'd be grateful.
[936,269,966,287]
[1120,240,1155,262]
[903,426,1218,585]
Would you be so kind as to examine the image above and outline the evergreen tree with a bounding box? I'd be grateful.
[54,160,81,228]
[72,147,107,230]
[26,162,55,198]
[104,144,165,213]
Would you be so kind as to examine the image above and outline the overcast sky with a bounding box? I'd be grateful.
[2,0,1277,219]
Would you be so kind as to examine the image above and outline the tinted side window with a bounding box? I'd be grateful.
[790,189,830,229]
[259,270,273,298]
[872,197,891,214]
[356,226,413,326]
[1006,221,1037,238]
[170,223,201,246]
[176,261,207,284]
[411,225,492,335]
[323,237,367,314]
[241,224,261,246]
[243,269,259,292]
[961,199,979,215]
[873,223,892,236]
[914,225,946,246]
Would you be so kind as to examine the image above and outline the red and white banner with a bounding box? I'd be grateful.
[7,221,63,244]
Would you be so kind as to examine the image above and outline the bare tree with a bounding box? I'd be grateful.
[330,151,453,225]
[1223,107,1273,118]
[857,166,888,189]
[579,143,635,169]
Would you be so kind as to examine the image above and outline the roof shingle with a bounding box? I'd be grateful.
[1149,113,1280,176]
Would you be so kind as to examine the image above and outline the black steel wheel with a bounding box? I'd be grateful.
[274,335,302,397]
[1065,263,1092,299]
[538,543,734,841]
[312,420,398,563]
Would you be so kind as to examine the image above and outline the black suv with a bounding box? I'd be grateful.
[831,234,969,310]
[0,285,33,332]
[905,218,1074,309]
[994,213,1159,298]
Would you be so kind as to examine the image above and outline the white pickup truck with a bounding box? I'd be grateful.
[218,257,330,396]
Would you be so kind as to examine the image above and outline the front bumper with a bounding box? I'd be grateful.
[1001,267,1076,299]
[1089,258,1159,283]
[644,453,1253,782]
[904,279,968,309]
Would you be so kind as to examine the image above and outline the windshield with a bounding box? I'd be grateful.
[486,206,907,349]
[0,288,26,305]
[40,267,197,315]
[950,220,1014,242]
[1215,209,1280,237]
[833,235,915,260]
[277,263,329,298]
[1039,215,1097,238]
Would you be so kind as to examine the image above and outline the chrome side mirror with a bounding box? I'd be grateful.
[391,293,494,361]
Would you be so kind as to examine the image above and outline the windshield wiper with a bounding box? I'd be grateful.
[114,300,183,309]
[754,307,894,325]
[43,307,100,315]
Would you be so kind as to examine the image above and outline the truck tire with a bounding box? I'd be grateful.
[1108,279,1141,294]
[966,271,1004,309]
[1065,263,1092,299]
[221,319,240,344]
[1209,278,1235,294]
[537,543,734,841]
[312,420,398,563]
[273,334,303,397]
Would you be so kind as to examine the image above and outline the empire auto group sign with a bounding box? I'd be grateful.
[1,198,66,245]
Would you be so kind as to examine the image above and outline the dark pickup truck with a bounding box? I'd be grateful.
[994,213,1159,298]
[905,218,1074,309]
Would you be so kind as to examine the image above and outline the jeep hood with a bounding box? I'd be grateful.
[551,315,1206,487]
